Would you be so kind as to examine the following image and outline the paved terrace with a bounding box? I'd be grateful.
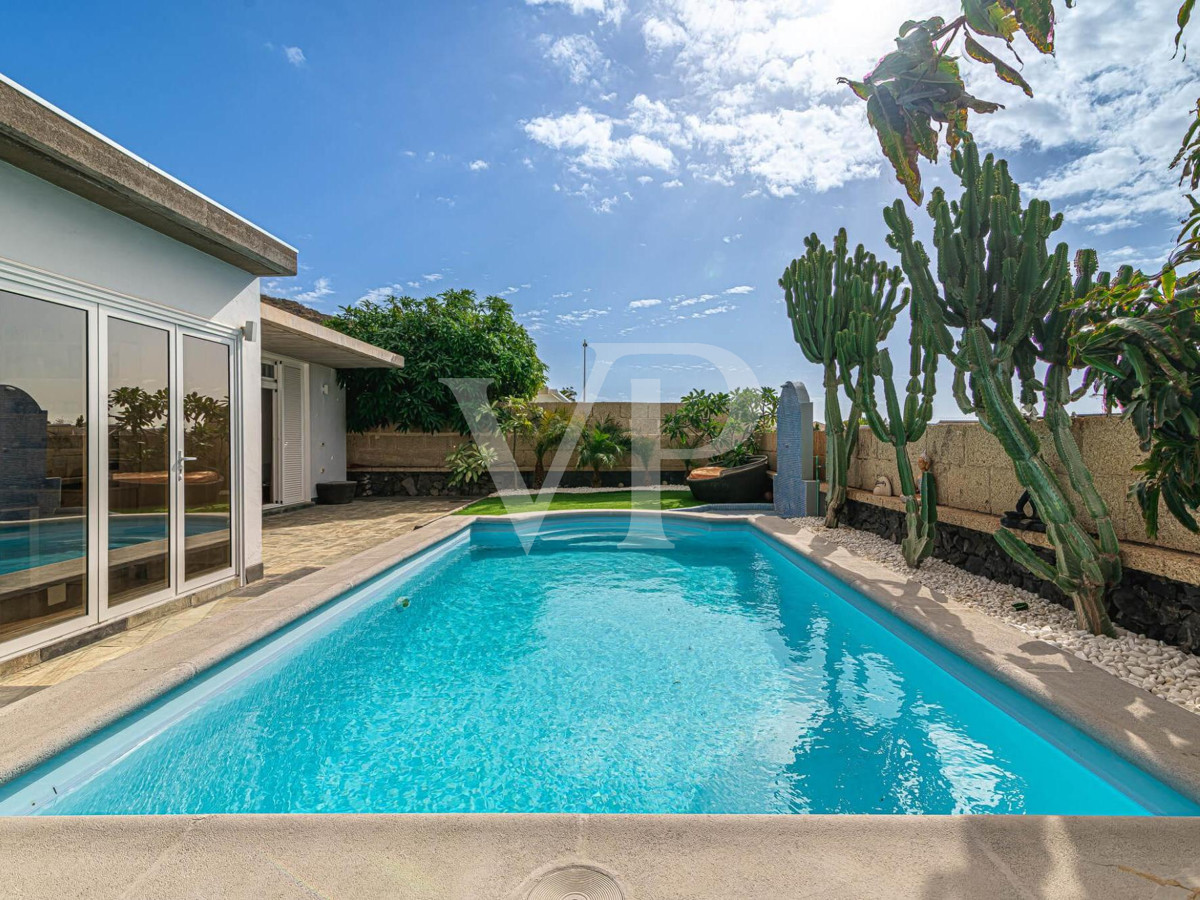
[0,497,464,708]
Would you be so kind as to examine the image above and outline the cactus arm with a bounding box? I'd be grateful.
[993,528,1063,586]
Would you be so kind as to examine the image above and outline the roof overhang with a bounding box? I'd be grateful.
[260,303,404,369]
[0,74,297,277]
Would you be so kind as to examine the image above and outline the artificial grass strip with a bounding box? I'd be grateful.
[454,489,701,516]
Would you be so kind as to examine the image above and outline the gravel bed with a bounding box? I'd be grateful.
[791,517,1200,716]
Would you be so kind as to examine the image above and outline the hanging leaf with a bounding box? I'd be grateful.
[964,0,1019,41]
[1176,0,1195,56]
[866,86,924,204]
[964,34,1034,96]
[1007,0,1057,53]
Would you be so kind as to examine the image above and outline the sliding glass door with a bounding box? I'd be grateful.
[0,289,239,658]
[180,335,233,584]
[0,291,90,644]
[106,318,172,607]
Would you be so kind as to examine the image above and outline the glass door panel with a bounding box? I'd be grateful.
[106,318,171,606]
[181,336,232,582]
[0,291,89,643]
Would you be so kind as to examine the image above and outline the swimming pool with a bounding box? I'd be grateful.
[2,514,1197,816]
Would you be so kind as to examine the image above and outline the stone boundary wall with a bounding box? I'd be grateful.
[843,498,1200,655]
[848,415,1200,557]
[347,402,780,477]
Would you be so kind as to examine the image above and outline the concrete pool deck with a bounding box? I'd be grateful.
[1,509,1199,899]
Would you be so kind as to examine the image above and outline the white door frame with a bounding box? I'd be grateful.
[176,328,241,596]
[0,256,244,662]
[262,353,309,508]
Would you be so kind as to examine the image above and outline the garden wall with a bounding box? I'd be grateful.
[846,415,1200,557]
[346,401,779,497]
[347,402,685,474]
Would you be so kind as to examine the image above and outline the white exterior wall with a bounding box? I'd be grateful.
[0,159,264,576]
[307,362,347,497]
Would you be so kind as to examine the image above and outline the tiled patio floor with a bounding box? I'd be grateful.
[0,497,465,706]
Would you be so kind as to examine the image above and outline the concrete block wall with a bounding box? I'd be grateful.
[848,415,1200,555]
[347,402,691,475]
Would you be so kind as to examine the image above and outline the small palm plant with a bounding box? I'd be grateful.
[578,417,631,488]
[531,408,573,488]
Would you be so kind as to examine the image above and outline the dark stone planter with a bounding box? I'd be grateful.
[315,481,357,505]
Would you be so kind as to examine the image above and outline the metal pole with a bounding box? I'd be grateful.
[582,339,588,403]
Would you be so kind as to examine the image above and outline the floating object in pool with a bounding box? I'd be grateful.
[394,596,410,609]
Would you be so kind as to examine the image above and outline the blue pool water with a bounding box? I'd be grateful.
[2,515,1196,816]
[0,515,226,575]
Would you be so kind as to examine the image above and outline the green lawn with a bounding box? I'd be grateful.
[454,488,701,516]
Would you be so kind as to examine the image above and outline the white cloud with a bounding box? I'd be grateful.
[628,297,662,309]
[266,276,333,304]
[677,302,736,320]
[552,291,574,298]
[423,273,444,282]
[295,277,333,303]
[724,285,753,294]
[525,107,676,171]
[637,175,655,184]
[671,293,716,308]
[468,159,490,171]
[283,46,306,67]
[722,233,742,243]
[543,34,610,85]
[525,0,627,25]
[972,0,1196,235]
[357,283,408,305]
[522,0,1195,234]
[557,306,610,325]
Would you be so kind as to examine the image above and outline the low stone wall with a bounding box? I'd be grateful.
[842,498,1200,654]
[848,415,1200,556]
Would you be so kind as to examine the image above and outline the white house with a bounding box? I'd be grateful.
[0,74,401,667]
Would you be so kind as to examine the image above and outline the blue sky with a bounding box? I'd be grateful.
[2,0,1195,418]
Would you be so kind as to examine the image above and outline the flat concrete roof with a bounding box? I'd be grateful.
[261,301,404,369]
[0,74,297,277]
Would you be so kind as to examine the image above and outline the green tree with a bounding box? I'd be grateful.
[328,289,547,433]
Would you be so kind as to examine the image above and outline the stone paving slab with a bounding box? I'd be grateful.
[3,813,1200,899]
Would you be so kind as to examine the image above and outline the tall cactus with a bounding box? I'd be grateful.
[884,140,1119,636]
[843,301,940,568]
[781,229,907,527]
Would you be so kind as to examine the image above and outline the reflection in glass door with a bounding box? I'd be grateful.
[106,319,172,607]
[181,336,232,582]
[0,291,89,643]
